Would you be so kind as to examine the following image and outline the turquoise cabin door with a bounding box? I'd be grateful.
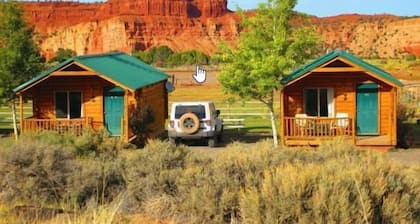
[356,83,379,135]
[104,87,124,136]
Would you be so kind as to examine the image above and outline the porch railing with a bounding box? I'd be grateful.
[283,117,352,138]
[21,117,93,135]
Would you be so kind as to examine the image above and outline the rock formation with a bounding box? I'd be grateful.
[20,1,420,59]
[22,0,237,59]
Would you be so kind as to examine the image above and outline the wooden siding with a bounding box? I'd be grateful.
[282,71,397,146]
[27,76,114,131]
[135,81,167,137]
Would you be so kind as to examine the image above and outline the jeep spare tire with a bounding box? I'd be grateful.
[179,112,200,134]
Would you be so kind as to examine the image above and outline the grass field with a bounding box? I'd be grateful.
[0,104,32,131]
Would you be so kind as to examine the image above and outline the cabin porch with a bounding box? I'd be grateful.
[21,116,93,135]
[282,117,393,147]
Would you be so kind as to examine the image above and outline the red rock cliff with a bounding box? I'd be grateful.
[22,0,235,59]
[21,1,420,59]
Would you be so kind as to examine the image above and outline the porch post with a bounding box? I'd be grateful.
[280,90,285,147]
[391,88,397,146]
[352,117,356,145]
[352,87,357,145]
[124,90,130,142]
[19,93,24,133]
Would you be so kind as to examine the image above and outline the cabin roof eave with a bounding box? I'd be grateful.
[281,51,404,88]
[14,52,169,93]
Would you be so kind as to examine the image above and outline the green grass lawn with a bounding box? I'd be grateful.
[0,104,32,130]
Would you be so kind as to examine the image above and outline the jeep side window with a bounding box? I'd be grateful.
[175,105,206,119]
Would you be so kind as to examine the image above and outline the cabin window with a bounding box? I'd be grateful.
[55,91,82,119]
[304,88,334,117]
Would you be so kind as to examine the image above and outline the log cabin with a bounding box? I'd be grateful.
[280,51,403,148]
[14,52,169,142]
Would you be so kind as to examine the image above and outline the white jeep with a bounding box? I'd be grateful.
[168,102,223,147]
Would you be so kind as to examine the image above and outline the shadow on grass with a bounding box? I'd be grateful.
[407,123,420,147]
[398,122,420,148]
[170,128,273,147]
[0,128,12,137]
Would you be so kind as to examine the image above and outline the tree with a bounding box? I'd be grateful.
[48,48,76,65]
[133,46,210,68]
[0,1,45,140]
[152,46,174,66]
[133,46,174,66]
[217,0,319,146]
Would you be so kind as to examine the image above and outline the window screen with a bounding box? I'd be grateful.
[69,92,82,118]
[319,89,328,117]
[304,89,318,116]
[304,88,333,117]
[55,92,68,118]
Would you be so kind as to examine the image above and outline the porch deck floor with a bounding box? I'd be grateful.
[356,135,392,146]
[284,135,393,147]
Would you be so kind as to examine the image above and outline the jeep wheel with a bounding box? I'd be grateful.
[179,112,200,134]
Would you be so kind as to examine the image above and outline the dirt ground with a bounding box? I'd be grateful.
[388,149,420,165]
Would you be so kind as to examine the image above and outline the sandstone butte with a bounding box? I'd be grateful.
[21,0,420,60]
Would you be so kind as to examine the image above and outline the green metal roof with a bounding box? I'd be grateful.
[14,52,169,92]
[281,50,404,87]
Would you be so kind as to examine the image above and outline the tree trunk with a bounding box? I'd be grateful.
[11,100,18,142]
[268,104,278,147]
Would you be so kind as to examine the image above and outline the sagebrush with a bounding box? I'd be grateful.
[0,135,419,223]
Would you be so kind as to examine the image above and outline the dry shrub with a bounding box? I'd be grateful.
[50,194,126,224]
[142,195,177,220]
[72,129,124,157]
[67,155,127,207]
[148,139,419,223]
[175,140,280,223]
[1,135,418,223]
[125,140,189,213]
[239,142,420,223]
[0,132,127,213]
[0,138,75,206]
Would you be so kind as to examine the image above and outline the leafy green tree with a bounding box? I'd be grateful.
[134,46,210,68]
[217,0,319,146]
[152,46,174,65]
[133,46,174,66]
[48,48,76,65]
[133,50,153,64]
[190,50,210,65]
[405,53,416,61]
[166,53,182,67]
[0,1,45,139]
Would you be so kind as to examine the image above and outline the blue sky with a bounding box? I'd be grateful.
[78,0,420,17]
[228,0,420,17]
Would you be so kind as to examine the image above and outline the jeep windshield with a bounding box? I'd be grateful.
[175,105,206,119]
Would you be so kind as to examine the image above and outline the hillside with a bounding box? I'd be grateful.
[20,0,420,59]
[311,14,420,58]
[22,0,239,59]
